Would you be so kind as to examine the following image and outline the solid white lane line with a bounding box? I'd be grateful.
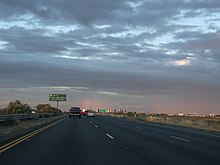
[135,126,143,130]
[170,136,190,142]
[106,133,114,139]
[95,125,98,128]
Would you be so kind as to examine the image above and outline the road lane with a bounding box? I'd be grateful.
[93,115,220,165]
[0,115,220,165]
[0,117,67,154]
[99,115,220,150]
[0,116,151,165]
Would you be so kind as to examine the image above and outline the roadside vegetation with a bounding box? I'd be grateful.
[0,100,66,141]
[109,112,220,132]
[36,104,61,114]
[0,100,61,114]
[0,100,64,126]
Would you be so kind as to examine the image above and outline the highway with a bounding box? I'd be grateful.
[0,115,220,165]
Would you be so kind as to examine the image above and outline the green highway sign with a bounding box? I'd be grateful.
[49,94,67,101]
[99,109,107,113]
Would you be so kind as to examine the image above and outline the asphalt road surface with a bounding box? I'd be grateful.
[0,115,220,165]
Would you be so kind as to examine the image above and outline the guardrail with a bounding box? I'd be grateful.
[0,113,62,122]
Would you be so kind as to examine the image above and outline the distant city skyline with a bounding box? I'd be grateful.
[0,0,220,114]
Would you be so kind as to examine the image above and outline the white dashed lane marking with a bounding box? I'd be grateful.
[106,133,114,140]
[170,136,190,142]
[135,127,143,130]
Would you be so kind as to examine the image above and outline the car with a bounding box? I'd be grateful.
[81,110,88,115]
[69,107,81,119]
[87,111,95,117]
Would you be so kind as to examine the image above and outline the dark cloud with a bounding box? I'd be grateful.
[0,0,126,25]
[0,59,219,95]
[0,0,217,26]
[0,0,220,113]
[166,30,220,63]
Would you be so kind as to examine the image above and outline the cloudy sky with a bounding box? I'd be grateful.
[0,0,220,114]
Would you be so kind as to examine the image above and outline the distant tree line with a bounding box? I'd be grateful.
[0,100,61,114]
[36,104,61,114]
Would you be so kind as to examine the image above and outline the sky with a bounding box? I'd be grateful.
[0,0,220,114]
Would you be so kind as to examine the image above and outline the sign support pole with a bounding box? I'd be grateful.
[57,101,59,108]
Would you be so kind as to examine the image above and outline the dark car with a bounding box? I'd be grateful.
[69,107,81,119]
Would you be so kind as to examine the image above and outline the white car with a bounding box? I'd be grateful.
[87,112,95,117]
